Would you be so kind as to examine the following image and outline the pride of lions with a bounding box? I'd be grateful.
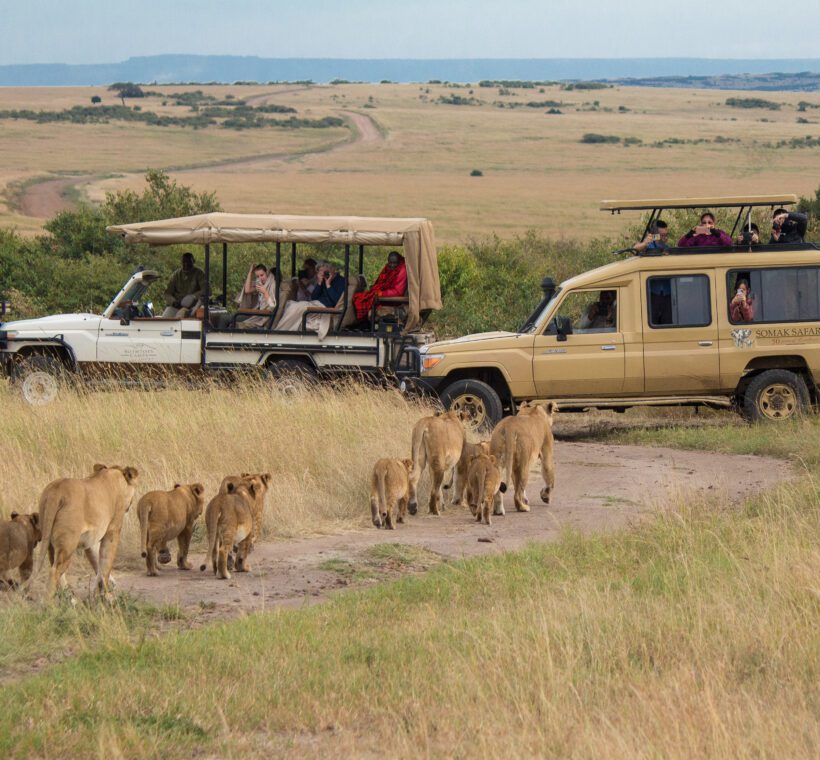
[0,401,555,600]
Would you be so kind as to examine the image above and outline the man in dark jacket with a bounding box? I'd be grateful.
[162,252,206,317]
[770,208,808,244]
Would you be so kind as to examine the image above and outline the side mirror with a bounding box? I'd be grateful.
[553,316,572,342]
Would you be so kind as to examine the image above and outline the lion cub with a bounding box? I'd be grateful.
[137,483,205,576]
[370,458,413,529]
[200,480,258,580]
[465,453,506,526]
[451,440,490,507]
[0,512,41,588]
[218,472,271,572]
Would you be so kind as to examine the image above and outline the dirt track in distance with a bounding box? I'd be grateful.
[112,440,792,618]
[15,110,383,217]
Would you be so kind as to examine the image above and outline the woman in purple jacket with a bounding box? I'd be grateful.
[677,212,733,247]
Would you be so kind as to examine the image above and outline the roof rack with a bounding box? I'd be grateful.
[626,242,820,257]
[601,193,800,241]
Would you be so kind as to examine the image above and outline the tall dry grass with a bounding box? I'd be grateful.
[0,376,434,566]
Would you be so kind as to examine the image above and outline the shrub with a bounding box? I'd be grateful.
[90,95,102,105]
[725,97,780,110]
[470,169,483,177]
[580,133,620,144]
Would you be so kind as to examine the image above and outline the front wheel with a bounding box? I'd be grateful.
[741,369,811,422]
[13,354,67,405]
[439,379,504,433]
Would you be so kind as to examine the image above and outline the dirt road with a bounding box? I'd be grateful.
[115,441,792,617]
[15,110,384,218]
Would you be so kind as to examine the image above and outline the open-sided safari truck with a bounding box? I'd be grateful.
[410,193,819,427]
[0,213,441,403]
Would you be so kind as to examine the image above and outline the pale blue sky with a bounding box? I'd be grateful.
[3,0,819,64]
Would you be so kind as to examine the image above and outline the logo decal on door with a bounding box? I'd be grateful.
[730,329,753,349]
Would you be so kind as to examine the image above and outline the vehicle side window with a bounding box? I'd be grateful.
[647,275,711,328]
[728,267,820,324]
[545,290,617,334]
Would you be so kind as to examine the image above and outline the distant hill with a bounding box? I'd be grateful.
[605,72,820,91]
[0,55,818,89]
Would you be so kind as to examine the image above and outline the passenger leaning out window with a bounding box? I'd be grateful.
[678,212,732,248]
[770,208,808,244]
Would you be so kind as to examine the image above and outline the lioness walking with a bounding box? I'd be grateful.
[408,411,465,516]
[490,401,557,514]
[370,458,413,529]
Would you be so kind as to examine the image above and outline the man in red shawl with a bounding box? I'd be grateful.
[352,250,408,324]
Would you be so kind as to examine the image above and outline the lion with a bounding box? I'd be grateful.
[450,440,490,508]
[489,401,557,515]
[408,410,466,516]
[199,479,258,580]
[370,458,414,529]
[137,483,205,576]
[218,472,271,572]
[464,453,505,526]
[37,463,139,598]
[0,512,41,588]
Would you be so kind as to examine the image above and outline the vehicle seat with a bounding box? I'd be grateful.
[339,277,363,329]
[272,278,297,328]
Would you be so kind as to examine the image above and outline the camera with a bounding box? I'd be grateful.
[741,229,755,245]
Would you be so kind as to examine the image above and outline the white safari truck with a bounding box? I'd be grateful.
[0,213,441,403]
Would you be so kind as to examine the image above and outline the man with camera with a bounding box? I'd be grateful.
[769,208,808,244]
[634,220,670,253]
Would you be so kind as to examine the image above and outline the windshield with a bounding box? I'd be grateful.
[519,286,562,334]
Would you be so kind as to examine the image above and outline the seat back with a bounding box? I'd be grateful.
[339,278,362,328]
[272,278,297,328]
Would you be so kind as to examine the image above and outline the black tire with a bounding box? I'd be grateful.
[13,354,67,405]
[439,379,504,432]
[741,369,810,422]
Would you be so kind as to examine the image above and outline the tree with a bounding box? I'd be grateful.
[108,82,145,106]
[91,95,102,105]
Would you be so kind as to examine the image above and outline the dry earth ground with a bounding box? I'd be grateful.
[1,82,817,240]
[88,440,792,617]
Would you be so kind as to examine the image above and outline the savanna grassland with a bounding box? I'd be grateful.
[1,81,818,240]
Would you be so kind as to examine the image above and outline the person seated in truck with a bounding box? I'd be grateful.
[677,212,732,248]
[162,252,206,317]
[275,261,346,339]
[578,290,617,331]
[216,263,277,329]
[769,208,808,244]
[295,258,318,301]
[729,278,755,323]
[735,222,761,247]
[350,251,408,328]
[634,220,670,253]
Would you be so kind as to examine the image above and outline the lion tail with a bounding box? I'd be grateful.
[376,467,388,518]
[200,500,219,573]
[35,486,63,577]
[501,427,517,492]
[138,497,152,559]
[410,425,428,484]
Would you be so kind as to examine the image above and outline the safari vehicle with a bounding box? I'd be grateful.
[0,214,441,402]
[410,194,819,427]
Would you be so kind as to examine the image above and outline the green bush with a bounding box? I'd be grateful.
[580,133,620,144]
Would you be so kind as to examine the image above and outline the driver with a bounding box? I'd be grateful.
[162,252,206,317]
[579,290,617,330]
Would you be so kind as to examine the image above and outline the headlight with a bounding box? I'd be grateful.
[421,353,445,372]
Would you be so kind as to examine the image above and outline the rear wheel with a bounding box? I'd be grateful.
[439,379,504,433]
[741,369,810,422]
[14,354,67,406]
[265,358,316,390]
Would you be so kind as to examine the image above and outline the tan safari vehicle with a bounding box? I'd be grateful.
[409,194,818,428]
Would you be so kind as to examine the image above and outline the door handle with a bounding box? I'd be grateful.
[601,345,616,351]
[698,340,713,347]
[160,330,174,337]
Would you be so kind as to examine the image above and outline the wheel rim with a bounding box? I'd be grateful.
[758,383,798,420]
[451,393,487,430]
[21,371,58,406]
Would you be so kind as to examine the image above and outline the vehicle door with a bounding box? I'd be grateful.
[641,270,720,393]
[532,288,625,396]
[97,318,182,363]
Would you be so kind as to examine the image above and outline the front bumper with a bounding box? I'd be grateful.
[400,374,447,398]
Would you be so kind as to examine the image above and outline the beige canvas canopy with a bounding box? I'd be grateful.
[601,194,797,212]
[107,212,442,332]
